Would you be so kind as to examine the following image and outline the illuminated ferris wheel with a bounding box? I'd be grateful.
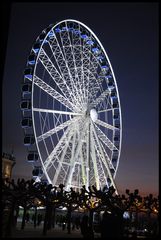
[21,19,122,193]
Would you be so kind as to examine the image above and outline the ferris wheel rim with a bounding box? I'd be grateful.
[21,19,122,192]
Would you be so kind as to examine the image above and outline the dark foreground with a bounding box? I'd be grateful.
[8,221,159,239]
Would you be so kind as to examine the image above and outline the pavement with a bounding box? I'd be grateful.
[11,222,101,238]
[8,221,155,239]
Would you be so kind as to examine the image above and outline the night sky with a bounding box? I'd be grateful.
[2,2,159,196]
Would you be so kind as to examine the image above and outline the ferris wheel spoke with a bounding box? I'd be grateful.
[98,94,112,112]
[90,127,100,190]
[65,119,89,190]
[39,48,63,83]
[79,30,86,105]
[95,119,118,131]
[82,61,102,104]
[57,26,84,106]
[91,123,115,175]
[100,141,116,171]
[64,130,78,190]
[99,139,118,178]
[43,125,73,170]
[84,56,102,103]
[48,40,81,108]
[51,126,76,186]
[82,39,92,102]
[85,52,100,76]
[45,117,83,172]
[81,56,99,105]
[76,33,101,104]
[82,69,101,104]
[98,141,116,179]
[86,121,90,189]
[91,123,111,187]
[63,25,85,108]
[38,110,48,134]
[53,23,84,107]
[83,46,111,104]
[90,89,110,109]
[98,107,119,114]
[79,148,86,186]
[93,141,109,187]
[47,138,73,176]
[39,48,78,106]
[33,107,82,116]
[90,122,118,194]
[72,23,90,106]
[37,117,79,142]
[93,123,119,151]
[33,75,75,111]
[100,141,111,163]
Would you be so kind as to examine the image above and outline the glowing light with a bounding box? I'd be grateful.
[90,109,98,122]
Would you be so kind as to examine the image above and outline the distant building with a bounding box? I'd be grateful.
[2,152,16,179]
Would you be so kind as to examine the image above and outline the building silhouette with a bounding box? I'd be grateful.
[2,152,16,179]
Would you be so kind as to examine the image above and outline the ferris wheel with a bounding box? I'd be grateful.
[21,19,122,193]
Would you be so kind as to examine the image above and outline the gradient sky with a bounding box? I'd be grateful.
[2,2,159,196]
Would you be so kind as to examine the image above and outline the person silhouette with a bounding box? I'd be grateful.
[80,215,94,238]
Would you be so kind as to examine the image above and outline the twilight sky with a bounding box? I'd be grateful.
[2,2,159,196]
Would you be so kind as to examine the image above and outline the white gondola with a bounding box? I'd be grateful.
[86,39,94,45]
[24,68,33,81]
[32,42,41,54]
[112,149,119,157]
[46,30,55,40]
[113,109,119,119]
[21,83,32,94]
[55,27,61,33]
[114,134,120,141]
[80,30,89,40]
[107,77,114,90]
[24,134,35,146]
[110,88,117,97]
[107,177,111,185]
[114,119,120,128]
[32,166,43,177]
[27,151,39,162]
[39,32,46,42]
[21,118,32,128]
[114,141,120,149]
[111,96,118,108]
[92,47,100,55]
[20,100,31,111]
[112,158,117,168]
[28,54,36,65]
[101,65,109,74]
[110,168,115,177]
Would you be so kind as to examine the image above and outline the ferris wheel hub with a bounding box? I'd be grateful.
[90,108,98,122]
